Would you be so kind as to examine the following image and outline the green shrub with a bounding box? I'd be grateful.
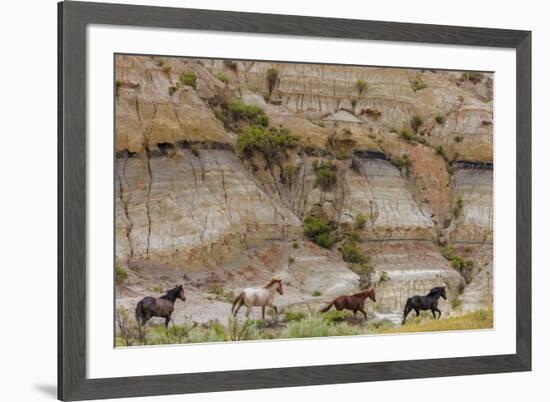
[162,65,172,74]
[434,145,447,160]
[400,129,414,142]
[351,261,374,276]
[410,78,427,92]
[410,115,423,133]
[451,299,463,310]
[313,162,337,191]
[236,126,298,160]
[354,213,367,231]
[115,265,128,285]
[461,71,483,83]
[454,135,464,143]
[453,198,464,218]
[208,283,224,296]
[312,290,322,297]
[435,115,445,124]
[226,101,268,126]
[284,311,306,323]
[266,68,278,95]
[340,241,367,264]
[223,60,238,71]
[351,97,359,109]
[288,257,295,265]
[314,232,336,249]
[303,216,335,249]
[179,72,197,88]
[217,73,230,84]
[378,271,390,284]
[392,154,412,171]
[322,310,348,324]
[441,243,455,260]
[355,79,368,96]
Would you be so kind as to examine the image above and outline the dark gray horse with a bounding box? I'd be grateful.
[402,286,447,325]
[135,285,186,328]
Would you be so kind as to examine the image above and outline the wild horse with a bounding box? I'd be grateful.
[232,278,283,319]
[320,288,376,319]
[135,285,186,328]
[402,286,447,325]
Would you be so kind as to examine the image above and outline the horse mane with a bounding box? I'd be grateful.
[353,288,373,297]
[160,285,182,301]
[427,286,445,297]
[263,278,282,289]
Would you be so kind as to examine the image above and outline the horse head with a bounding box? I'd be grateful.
[440,286,447,300]
[366,287,376,302]
[275,279,283,295]
[176,285,186,302]
[265,278,283,295]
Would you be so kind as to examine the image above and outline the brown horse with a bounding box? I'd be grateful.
[232,279,283,319]
[135,285,186,328]
[320,288,376,319]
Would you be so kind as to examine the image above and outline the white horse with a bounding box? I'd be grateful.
[231,279,283,319]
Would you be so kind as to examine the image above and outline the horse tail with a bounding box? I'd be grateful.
[320,301,334,313]
[135,300,144,325]
[402,297,412,325]
[231,292,245,314]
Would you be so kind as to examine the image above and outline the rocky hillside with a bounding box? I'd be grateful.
[115,55,493,324]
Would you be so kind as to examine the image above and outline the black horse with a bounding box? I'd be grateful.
[402,286,447,325]
[135,285,186,328]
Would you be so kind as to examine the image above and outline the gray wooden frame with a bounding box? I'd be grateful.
[58,1,531,400]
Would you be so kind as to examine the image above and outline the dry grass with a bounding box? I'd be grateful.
[379,310,493,334]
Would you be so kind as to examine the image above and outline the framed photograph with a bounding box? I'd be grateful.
[58,1,531,400]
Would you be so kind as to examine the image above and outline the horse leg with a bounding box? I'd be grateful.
[431,309,437,319]
[359,308,367,320]
[245,306,252,318]
[435,307,442,319]
[261,306,266,320]
[165,315,171,328]
[353,309,357,317]
[269,304,278,315]
[414,308,420,317]
[234,299,244,317]
[402,305,412,325]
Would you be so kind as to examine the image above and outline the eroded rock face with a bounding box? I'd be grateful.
[115,55,494,324]
[370,240,464,314]
[115,148,301,271]
[447,165,493,242]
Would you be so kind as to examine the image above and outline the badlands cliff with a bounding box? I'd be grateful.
[115,55,493,323]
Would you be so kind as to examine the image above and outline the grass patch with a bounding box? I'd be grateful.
[410,77,427,92]
[223,60,238,71]
[284,311,306,323]
[115,265,128,285]
[354,213,367,231]
[399,129,415,142]
[382,310,493,333]
[453,197,464,218]
[355,79,367,96]
[179,72,197,89]
[312,290,322,297]
[410,115,423,133]
[217,73,230,84]
[461,71,483,84]
[391,153,412,172]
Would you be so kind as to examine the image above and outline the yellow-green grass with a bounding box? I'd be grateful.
[378,309,493,334]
